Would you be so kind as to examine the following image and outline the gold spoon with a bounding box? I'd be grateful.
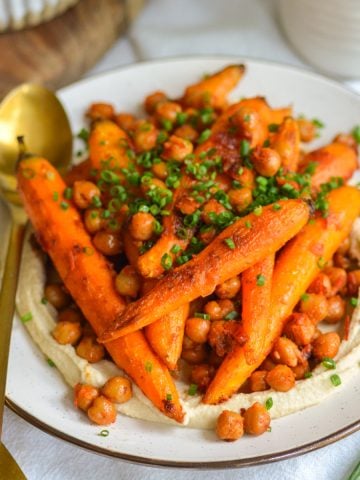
[0,84,72,480]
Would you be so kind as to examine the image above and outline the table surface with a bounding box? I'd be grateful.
[3,0,360,478]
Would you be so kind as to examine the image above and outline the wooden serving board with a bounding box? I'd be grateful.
[0,0,144,100]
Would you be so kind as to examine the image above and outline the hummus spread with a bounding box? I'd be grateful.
[16,226,360,429]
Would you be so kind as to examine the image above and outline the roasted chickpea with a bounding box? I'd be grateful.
[204,300,222,321]
[208,320,237,357]
[133,122,158,151]
[141,177,167,195]
[114,113,136,131]
[181,344,207,364]
[101,376,132,404]
[218,299,236,318]
[198,226,217,245]
[176,195,200,215]
[93,231,122,256]
[84,209,105,234]
[190,364,215,390]
[57,308,84,324]
[129,212,155,241]
[271,337,302,367]
[185,317,211,344]
[347,269,360,296]
[52,321,82,345]
[243,402,271,435]
[182,335,197,351]
[76,336,105,363]
[229,166,255,189]
[215,276,241,299]
[174,124,198,142]
[151,161,168,180]
[291,360,310,380]
[87,395,117,425]
[144,91,167,114]
[115,265,141,298]
[251,147,281,177]
[216,410,244,441]
[299,293,328,324]
[266,365,296,392]
[297,118,316,143]
[227,188,252,213]
[308,272,332,297]
[325,295,345,324]
[155,101,182,123]
[333,133,358,151]
[214,174,232,193]
[162,135,193,162]
[44,283,70,309]
[201,199,226,224]
[74,383,99,411]
[73,181,101,210]
[312,332,340,359]
[249,370,269,392]
[333,252,351,270]
[284,313,315,346]
[86,103,114,121]
[324,267,347,295]
[260,357,277,371]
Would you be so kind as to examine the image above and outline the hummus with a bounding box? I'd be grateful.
[16,227,360,430]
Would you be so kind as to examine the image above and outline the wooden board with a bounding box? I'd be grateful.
[0,0,144,100]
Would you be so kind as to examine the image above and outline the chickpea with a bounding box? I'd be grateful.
[266,365,296,392]
[198,226,217,245]
[336,237,350,255]
[297,118,316,143]
[151,161,168,180]
[347,270,360,296]
[44,283,70,309]
[58,308,84,324]
[190,364,215,390]
[208,350,223,367]
[114,113,136,131]
[201,199,226,224]
[333,133,358,151]
[52,320,82,345]
[144,91,167,114]
[324,267,347,295]
[299,293,328,324]
[182,335,197,351]
[86,103,114,121]
[84,209,105,234]
[162,135,193,162]
[208,320,237,357]
[249,370,269,392]
[87,395,117,425]
[312,332,340,359]
[101,376,132,404]
[73,181,101,210]
[129,212,155,241]
[271,337,302,367]
[141,177,167,195]
[325,295,345,324]
[333,252,351,270]
[218,299,236,318]
[243,402,271,435]
[215,276,241,299]
[214,174,232,193]
[74,383,99,411]
[155,101,182,123]
[133,122,158,151]
[227,188,252,213]
[260,357,277,371]
[176,195,200,215]
[185,317,210,344]
[76,336,105,363]
[216,410,244,441]
[174,124,198,142]
[284,313,315,346]
[230,166,255,189]
[251,147,281,177]
[181,344,207,364]
[93,231,122,256]
[291,360,310,380]
[308,272,332,297]
[204,300,222,321]
[115,265,141,298]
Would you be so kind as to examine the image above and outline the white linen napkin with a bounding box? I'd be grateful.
[4,1,360,479]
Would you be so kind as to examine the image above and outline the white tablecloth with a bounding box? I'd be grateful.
[4,0,360,478]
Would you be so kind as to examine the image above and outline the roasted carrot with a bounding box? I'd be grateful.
[89,120,134,171]
[99,199,310,342]
[203,255,274,403]
[17,157,184,423]
[300,141,358,190]
[271,117,300,172]
[269,107,292,125]
[204,185,360,404]
[182,64,245,110]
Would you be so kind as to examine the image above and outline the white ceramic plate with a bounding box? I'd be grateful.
[5,57,360,468]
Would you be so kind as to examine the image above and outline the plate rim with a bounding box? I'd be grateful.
[7,54,360,469]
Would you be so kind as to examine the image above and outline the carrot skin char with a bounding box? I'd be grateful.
[99,199,310,342]
[17,157,184,423]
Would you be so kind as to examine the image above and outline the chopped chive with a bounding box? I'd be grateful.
[176,112,188,126]
[272,203,281,211]
[145,361,153,373]
[245,220,252,229]
[52,191,59,201]
[41,297,48,305]
[60,201,69,210]
[253,206,263,216]
[188,384,198,396]
[352,125,360,144]
[224,311,238,320]
[240,139,250,157]
[317,256,326,269]
[268,123,279,133]
[304,372,313,379]
[301,293,309,302]
[194,312,210,320]
[166,394,172,401]
[322,357,336,370]
[83,246,94,256]
[91,195,102,208]
[77,128,89,143]
[265,397,273,410]
[20,312,33,323]
[98,429,109,437]
[256,274,266,286]
[350,297,359,307]
[223,237,235,250]
[170,244,181,254]
[161,119,172,132]
[330,374,341,387]
[161,253,173,271]
[64,187,73,199]
[47,358,55,367]
[197,129,211,144]
[312,118,325,129]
